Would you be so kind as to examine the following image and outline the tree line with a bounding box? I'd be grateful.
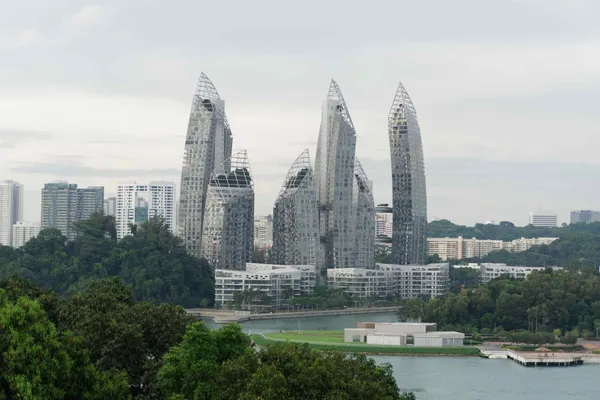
[0,214,214,307]
[0,277,414,400]
[398,268,600,339]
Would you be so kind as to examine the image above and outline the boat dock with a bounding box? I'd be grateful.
[506,351,584,367]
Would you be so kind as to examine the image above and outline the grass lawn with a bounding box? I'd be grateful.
[265,330,344,343]
[250,333,481,356]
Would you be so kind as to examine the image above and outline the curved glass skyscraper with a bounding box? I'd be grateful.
[201,150,254,270]
[272,149,320,270]
[178,73,232,257]
[353,158,375,269]
[314,80,357,270]
[388,81,427,265]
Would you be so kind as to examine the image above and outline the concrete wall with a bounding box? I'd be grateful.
[414,336,443,347]
[344,328,374,343]
[367,334,406,346]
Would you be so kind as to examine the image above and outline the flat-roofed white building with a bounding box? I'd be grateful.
[377,263,450,299]
[327,268,393,298]
[215,263,316,309]
[327,263,450,299]
[344,322,463,347]
[529,212,557,227]
[479,263,563,283]
[427,236,558,261]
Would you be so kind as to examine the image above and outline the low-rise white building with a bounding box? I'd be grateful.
[11,221,40,247]
[427,236,558,261]
[344,322,464,347]
[327,263,450,299]
[479,263,563,283]
[215,263,316,309]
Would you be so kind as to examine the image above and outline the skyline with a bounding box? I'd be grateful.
[2,1,600,226]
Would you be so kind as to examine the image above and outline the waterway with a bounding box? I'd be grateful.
[202,313,600,399]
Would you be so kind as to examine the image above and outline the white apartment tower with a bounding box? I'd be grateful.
[253,215,273,249]
[12,221,40,248]
[104,196,117,216]
[0,180,23,246]
[116,182,175,239]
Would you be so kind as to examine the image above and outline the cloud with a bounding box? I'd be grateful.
[11,29,41,48]
[0,129,50,148]
[9,162,179,179]
[69,5,103,28]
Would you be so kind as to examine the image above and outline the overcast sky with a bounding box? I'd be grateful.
[1,0,599,226]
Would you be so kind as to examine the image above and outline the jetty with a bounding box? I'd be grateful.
[507,351,584,367]
[185,306,400,324]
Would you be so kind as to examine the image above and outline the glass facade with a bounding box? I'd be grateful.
[178,73,233,258]
[353,158,375,269]
[314,80,358,270]
[201,150,254,270]
[388,82,427,265]
[272,149,321,278]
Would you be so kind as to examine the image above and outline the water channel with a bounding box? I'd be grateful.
[201,312,599,399]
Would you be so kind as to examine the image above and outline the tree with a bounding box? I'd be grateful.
[57,278,191,398]
[398,298,425,322]
[0,289,129,399]
[159,322,414,400]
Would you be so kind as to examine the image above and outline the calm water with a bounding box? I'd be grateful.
[203,313,600,399]
[378,356,600,400]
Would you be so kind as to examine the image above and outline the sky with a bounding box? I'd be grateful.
[1,0,600,226]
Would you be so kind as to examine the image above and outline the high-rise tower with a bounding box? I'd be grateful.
[388,82,427,264]
[179,73,233,258]
[313,80,357,270]
[272,149,320,273]
[201,150,254,270]
[0,180,23,246]
[353,158,375,269]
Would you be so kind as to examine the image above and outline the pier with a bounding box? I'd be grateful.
[507,351,584,367]
[185,306,399,323]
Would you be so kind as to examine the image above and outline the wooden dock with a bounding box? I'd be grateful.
[507,351,584,367]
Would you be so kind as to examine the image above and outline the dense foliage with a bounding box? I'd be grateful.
[159,322,414,400]
[0,277,412,399]
[428,219,600,269]
[0,215,214,307]
[399,269,600,338]
[426,219,600,240]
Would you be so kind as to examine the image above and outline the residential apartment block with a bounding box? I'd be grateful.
[0,180,23,246]
[327,263,450,299]
[41,182,104,240]
[115,182,175,239]
[570,210,600,224]
[12,221,40,247]
[427,236,558,261]
[215,263,316,309]
[478,263,563,283]
[375,204,393,241]
[104,196,117,216]
[253,215,273,249]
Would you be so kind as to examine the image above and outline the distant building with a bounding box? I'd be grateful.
[0,180,23,247]
[104,196,117,216]
[41,182,103,240]
[479,263,563,283]
[327,263,450,299]
[272,150,320,270]
[12,221,40,248]
[427,236,558,261]
[215,263,316,309]
[253,215,273,249]
[570,210,600,224]
[115,181,175,239]
[77,187,104,221]
[529,212,557,227]
[201,151,254,270]
[375,204,393,241]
